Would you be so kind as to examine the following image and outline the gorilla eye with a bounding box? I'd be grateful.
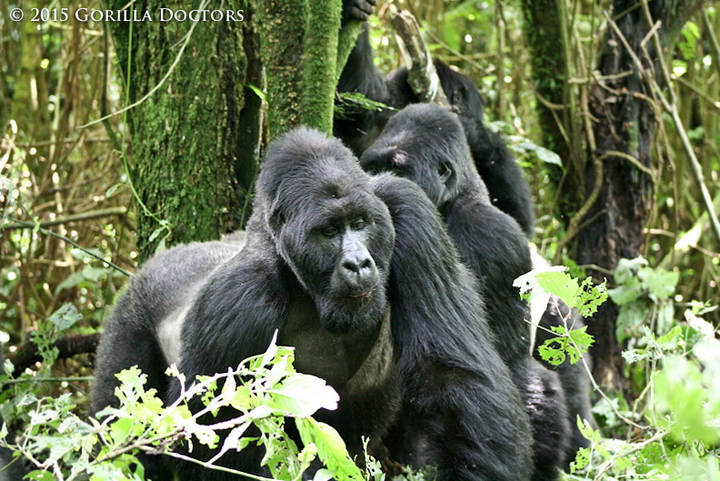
[350,218,366,230]
[366,165,380,175]
[321,225,340,238]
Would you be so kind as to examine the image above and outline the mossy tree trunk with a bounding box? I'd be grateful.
[521,0,584,219]
[257,0,343,141]
[106,0,348,261]
[523,0,702,387]
[104,0,259,262]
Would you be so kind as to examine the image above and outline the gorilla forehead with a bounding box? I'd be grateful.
[257,127,373,209]
[367,104,470,165]
[280,158,379,218]
[384,104,465,143]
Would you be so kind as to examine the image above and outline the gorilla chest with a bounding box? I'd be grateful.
[278,294,394,393]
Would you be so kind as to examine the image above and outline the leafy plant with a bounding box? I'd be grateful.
[608,256,679,343]
[4,334,371,481]
[514,267,605,366]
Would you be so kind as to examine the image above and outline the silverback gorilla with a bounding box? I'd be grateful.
[92,127,533,481]
[360,104,572,481]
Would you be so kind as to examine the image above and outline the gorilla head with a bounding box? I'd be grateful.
[360,104,489,211]
[256,128,395,334]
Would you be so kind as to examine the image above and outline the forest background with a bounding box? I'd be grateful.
[0,0,719,479]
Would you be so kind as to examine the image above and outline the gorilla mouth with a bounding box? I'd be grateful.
[347,287,377,300]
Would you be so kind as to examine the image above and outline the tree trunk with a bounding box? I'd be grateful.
[577,0,700,387]
[521,0,584,217]
[104,0,258,261]
[258,0,342,141]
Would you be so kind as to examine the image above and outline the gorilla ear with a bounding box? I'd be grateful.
[268,204,285,234]
[438,161,453,184]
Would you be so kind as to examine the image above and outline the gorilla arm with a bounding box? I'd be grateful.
[372,174,533,481]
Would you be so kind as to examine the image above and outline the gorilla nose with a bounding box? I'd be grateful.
[340,253,378,291]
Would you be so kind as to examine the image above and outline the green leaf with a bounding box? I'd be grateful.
[28,471,56,481]
[268,374,339,418]
[515,142,563,166]
[296,418,363,481]
[607,279,642,306]
[110,417,134,444]
[615,301,646,343]
[537,325,593,365]
[537,340,566,366]
[656,326,685,352]
[105,183,125,197]
[48,303,82,331]
[645,268,679,300]
[614,256,648,284]
[569,447,590,474]
[535,272,580,309]
[246,83,266,101]
[55,267,111,294]
[533,271,608,318]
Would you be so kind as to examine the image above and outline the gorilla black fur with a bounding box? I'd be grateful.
[336,0,535,236]
[340,0,596,464]
[361,103,570,481]
[92,127,533,481]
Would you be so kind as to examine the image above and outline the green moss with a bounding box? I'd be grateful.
[106,0,249,262]
[299,1,341,133]
[258,0,307,141]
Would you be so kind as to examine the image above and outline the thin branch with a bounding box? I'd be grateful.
[391,9,448,104]
[2,207,128,230]
[101,21,122,153]
[605,7,720,245]
[673,75,720,113]
[593,430,668,481]
[1,216,132,276]
[658,192,720,270]
[701,9,720,79]
[7,334,100,377]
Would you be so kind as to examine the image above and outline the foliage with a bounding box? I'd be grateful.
[2,335,371,481]
[515,268,604,366]
[1,0,719,480]
[334,92,395,120]
[608,257,679,344]
[520,262,720,481]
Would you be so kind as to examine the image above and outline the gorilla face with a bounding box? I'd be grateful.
[261,129,395,334]
[359,103,480,210]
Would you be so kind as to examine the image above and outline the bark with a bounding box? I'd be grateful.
[104,0,254,261]
[576,0,701,387]
[258,1,343,140]
[257,0,305,142]
[9,334,100,377]
[521,0,583,216]
[300,1,342,132]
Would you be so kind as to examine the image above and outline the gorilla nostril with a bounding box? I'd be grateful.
[343,260,361,273]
